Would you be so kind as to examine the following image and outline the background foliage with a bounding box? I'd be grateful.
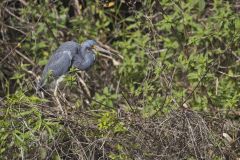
[0,0,239,159]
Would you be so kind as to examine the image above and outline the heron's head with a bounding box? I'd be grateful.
[74,40,111,70]
[81,39,111,56]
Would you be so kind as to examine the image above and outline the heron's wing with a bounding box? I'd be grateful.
[39,51,72,88]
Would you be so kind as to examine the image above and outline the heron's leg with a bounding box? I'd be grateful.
[54,78,65,114]
[40,91,45,98]
[54,80,59,97]
[53,76,65,96]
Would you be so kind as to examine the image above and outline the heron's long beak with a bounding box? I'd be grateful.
[93,45,112,55]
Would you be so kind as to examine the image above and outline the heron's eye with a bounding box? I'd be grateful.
[86,48,91,52]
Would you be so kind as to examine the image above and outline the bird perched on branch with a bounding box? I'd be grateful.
[37,40,111,96]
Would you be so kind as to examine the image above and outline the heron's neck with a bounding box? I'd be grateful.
[72,47,94,70]
[79,46,89,59]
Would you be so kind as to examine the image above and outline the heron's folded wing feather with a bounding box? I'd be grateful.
[39,51,72,88]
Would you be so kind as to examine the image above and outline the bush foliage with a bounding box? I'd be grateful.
[0,0,239,159]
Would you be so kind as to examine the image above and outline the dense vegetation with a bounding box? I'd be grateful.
[0,0,239,159]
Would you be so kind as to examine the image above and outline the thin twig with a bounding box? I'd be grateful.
[0,15,43,65]
[121,91,135,112]
[15,49,35,66]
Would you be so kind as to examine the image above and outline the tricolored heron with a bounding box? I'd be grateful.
[37,40,111,96]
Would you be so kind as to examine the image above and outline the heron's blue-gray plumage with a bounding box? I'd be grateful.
[42,51,72,78]
[72,40,96,70]
[37,40,97,90]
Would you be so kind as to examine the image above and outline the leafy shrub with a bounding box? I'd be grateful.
[0,0,239,159]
